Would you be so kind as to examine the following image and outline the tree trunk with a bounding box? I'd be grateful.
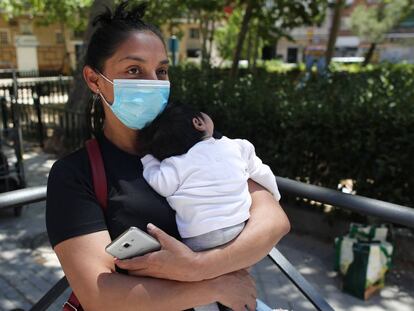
[66,0,114,112]
[363,42,377,66]
[252,25,260,74]
[59,23,71,75]
[207,18,216,66]
[326,0,344,65]
[246,26,252,70]
[230,0,255,79]
[199,13,210,69]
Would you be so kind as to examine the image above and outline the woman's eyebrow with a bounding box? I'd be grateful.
[118,57,169,65]
[119,55,146,63]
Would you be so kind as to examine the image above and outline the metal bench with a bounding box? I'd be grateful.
[1,177,413,311]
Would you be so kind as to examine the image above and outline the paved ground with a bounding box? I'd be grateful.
[0,146,413,311]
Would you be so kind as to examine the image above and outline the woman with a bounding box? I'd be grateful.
[46,2,290,311]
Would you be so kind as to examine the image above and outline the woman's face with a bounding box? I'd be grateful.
[85,31,169,104]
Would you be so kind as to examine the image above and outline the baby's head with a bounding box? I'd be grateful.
[139,103,214,161]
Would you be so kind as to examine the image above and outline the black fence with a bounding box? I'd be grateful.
[0,75,71,104]
[19,104,89,149]
[0,70,63,79]
[0,72,88,149]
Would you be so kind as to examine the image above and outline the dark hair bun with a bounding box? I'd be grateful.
[93,1,147,27]
[85,0,164,76]
[92,6,112,27]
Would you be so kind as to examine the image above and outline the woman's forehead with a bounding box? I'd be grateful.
[110,31,167,65]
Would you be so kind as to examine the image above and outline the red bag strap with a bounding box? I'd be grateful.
[85,138,108,211]
[63,138,108,311]
[63,293,82,311]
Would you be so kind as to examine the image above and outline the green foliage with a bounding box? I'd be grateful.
[215,0,328,65]
[128,0,187,35]
[350,0,413,44]
[256,0,328,43]
[132,0,227,65]
[169,64,414,207]
[215,7,243,61]
[0,0,93,32]
[41,0,93,30]
[0,0,27,16]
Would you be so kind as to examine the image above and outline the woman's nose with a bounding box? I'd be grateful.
[141,72,158,80]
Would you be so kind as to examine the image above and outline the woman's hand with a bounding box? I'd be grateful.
[212,269,257,311]
[115,223,201,281]
[194,180,290,280]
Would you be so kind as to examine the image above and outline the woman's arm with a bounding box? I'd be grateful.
[196,179,290,279]
[117,180,290,281]
[55,230,257,311]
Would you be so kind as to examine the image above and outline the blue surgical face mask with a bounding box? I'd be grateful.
[98,73,170,130]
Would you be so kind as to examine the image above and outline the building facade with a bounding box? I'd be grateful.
[0,13,205,73]
[275,0,414,64]
[0,14,83,73]
[162,22,204,64]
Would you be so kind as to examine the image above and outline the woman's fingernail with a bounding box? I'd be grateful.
[147,223,156,231]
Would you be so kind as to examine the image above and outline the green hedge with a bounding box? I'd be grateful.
[169,64,414,207]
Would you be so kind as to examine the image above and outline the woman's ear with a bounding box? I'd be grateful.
[192,117,206,132]
[83,66,100,94]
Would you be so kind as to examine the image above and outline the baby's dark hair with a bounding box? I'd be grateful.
[85,1,165,134]
[139,103,206,161]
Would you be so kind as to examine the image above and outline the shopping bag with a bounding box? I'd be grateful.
[334,235,357,274]
[348,223,388,242]
[341,241,393,300]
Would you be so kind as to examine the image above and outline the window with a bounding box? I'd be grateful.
[19,21,33,34]
[187,49,201,58]
[0,30,9,45]
[287,47,298,63]
[340,17,350,30]
[189,28,199,39]
[56,32,64,44]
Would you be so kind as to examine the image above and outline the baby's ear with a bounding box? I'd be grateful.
[192,117,205,132]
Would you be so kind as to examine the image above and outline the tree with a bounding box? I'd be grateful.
[130,0,187,37]
[132,0,227,68]
[230,0,257,78]
[216,7,243,62]
[350,0,414,66]
[325,0,345,65]
[183,0,227,68]
[224,0,328,78]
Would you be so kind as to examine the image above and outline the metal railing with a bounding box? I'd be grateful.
[1,177,414,311]
[276,177,414,228]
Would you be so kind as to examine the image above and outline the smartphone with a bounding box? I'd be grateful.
[105,226,161,259]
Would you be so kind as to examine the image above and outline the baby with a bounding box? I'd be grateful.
[139,103,280,311]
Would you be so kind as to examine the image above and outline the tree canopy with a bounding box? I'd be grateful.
[0,0,93,33]
[350,0,413,45]
[350,0,414,64]
[216,0,328,73]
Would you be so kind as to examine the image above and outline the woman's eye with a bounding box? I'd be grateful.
[157,69,168,76]
[127,68,140,75]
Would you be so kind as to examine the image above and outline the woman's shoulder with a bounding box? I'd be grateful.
[46,146,106,248]
[47,147,94,195]
[50,147,89,178]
